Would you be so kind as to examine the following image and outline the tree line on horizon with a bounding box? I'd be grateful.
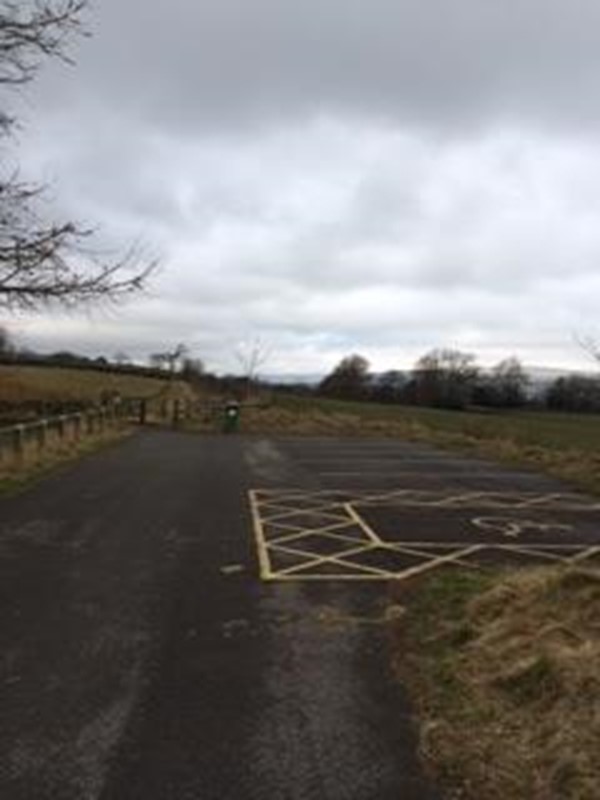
[317,350,600,414]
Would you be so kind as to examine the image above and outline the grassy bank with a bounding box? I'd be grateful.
[391,567,600,800]
[0,425,133,495]
[0,364,193,406]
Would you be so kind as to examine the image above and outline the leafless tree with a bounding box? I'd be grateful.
[576,334,600,365]
[235,337,272,396]
[0,1,156,312]
[412,348,479,409]
[319,354,371,400]
[150,343,188,375]
[113,350,131,366]
[0,0,86,86]
[181,356,204,381]
[488,356,530,407]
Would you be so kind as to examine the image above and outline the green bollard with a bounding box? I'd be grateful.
[223,401,240,433]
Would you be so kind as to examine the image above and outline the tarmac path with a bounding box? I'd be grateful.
[1,430,598,799]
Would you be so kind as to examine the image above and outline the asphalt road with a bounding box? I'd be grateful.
[1,431,598,799]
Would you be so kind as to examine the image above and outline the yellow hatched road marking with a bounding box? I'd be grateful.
[570,545,600,563]
[267,519,368,545]
[344,503,383,545]
[276,546,388,578]
[262,507,350,524]
[249,490,274,581]
[248,489,600,582]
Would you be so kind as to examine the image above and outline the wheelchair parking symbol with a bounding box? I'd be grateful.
[472,516,573,539]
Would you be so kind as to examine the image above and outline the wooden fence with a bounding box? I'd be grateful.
[0,403,130,472]
[0,395,271,472]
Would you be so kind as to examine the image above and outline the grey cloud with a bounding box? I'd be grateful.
[18,115,600,372]
[9,1,600,373]
[30,0,600,134]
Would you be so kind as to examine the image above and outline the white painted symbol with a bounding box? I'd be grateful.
[472,516,573,539]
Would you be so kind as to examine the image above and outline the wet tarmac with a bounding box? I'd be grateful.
[1,431,598,799]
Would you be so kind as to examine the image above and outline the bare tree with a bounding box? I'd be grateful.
[546,373,600,412]
[0,1,156,311]
[0,0,87,86]
[319,354,371,400]
[489,357,530,407]
[371,369,406,404]
[113,350,130,366]
[181,356,204,382]
[235,337,272,396]
[150,343,188,375]
[412,348,479,409]
[577,334,600,365]
[148,352,165,370]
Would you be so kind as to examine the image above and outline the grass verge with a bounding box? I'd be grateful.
[391,566,600,800]
[0,427,133,496]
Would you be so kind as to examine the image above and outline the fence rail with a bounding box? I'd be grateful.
[0,395,269,471]
[0,403,130,471]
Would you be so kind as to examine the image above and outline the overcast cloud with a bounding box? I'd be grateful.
[9,0,600,373]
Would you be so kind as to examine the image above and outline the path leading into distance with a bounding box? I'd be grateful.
[1,430,599,799]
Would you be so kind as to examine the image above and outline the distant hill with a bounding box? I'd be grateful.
[263,373,323,386]
[526,366,595,382]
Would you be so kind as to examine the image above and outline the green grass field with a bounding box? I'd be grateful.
[277,393,600,453]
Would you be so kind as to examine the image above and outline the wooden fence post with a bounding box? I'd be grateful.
[36,420,47,456]
[73,412,82,441]
[12,424,25,466]
[56,415,66,448]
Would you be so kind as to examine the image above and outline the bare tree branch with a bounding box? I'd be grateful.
[574,332,600,364]
[0,1,87,86]
[0,1,157,311]
[235,337,272,381]
[0,177,158,309]
[149,343,188,375]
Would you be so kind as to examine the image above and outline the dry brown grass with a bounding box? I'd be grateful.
[233,404,428,437]
[0,422,133,493]
[393,566,600,800]
[0,364,193,406]
[429,431,600,498]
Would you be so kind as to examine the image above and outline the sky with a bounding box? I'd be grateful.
[7,0,600,374]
